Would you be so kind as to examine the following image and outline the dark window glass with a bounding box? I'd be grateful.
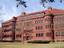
[61,32,64,36]
[26,36,30,40]
[16,35,21,37]
[24,30,33,32]
[45,24,51,28]
[4,29,12,32]
[16,28,21,31]
[35,20,43,24]
[3,25,9,27]
[36,33,43,37]
[56,32,60,36]
[45,18,51,21]
[56,32,64,36]
[46,32,51,36]
[40,33,43,36]
[3,35,12,38]
[36,26,43,30]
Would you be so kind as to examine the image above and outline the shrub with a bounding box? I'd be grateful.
[28,40,50,44]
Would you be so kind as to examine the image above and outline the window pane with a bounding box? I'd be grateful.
[36,33,43,37]
[56,32,60,36]
[36,26,43,30]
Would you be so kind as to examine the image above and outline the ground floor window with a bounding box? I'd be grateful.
[16,35,21,38]
[23,36,32,40]
[3,35,12,38]
[56,32,60,36]
[61,32,64,36]
[36,33,43,37]
[56,32,64,36]
[46,32,51,36]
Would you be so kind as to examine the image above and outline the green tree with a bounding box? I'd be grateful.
[40,0,63,7]
[16,0,27,8]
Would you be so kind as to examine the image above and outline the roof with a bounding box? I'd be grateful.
[3,8,64,23]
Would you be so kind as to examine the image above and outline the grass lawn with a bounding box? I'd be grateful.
[0,42,64,48]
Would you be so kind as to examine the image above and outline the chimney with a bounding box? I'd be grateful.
[13,16,17,21]
[21,12,26,16]
[48,7,52,10]
[48,7,53,14]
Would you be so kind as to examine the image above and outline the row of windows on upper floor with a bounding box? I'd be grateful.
[35,17,64,24]
[2,22,16,28]
[15,25,51,32]
[3,22,64,30]
[3,21,52,32]
[35,24,51,30]
[3,17,64,27]
[16,20,63,27]
[2,23,13,27]
[3,25,50,32]
[16,17,52,25]
[6,17,62,27]
[3,29,12,32]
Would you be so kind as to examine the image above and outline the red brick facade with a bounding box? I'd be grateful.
[1,8,64,42]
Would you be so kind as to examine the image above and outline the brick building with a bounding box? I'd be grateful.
[1,8,64,42]
[2,17,17,41]
[0,28,2,40]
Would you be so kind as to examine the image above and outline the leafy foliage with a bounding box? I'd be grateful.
[16,0,27,8]
[40,0,63,7]
[28,40,50,43]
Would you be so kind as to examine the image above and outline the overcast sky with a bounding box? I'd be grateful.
[0,0,64,22]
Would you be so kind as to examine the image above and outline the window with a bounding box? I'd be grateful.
[25,22,31,26]
[4,29,12,32]
[46,32,51,36]
[2,23,13,27]
[56,32,64,36]
[26,36,30,40]
[24,21,33,27]
[36,33,43,37]
[36,26,43,30]
[56,32,60,36]
[24,30,33,32]
[61,32,64,36]
[3,35,12,38]
[45,17,51,21]
[16,35,21,38]
[2,25,9,27]
[45,24,51,29]
[35,20,43,24]
[15,28,21,31]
